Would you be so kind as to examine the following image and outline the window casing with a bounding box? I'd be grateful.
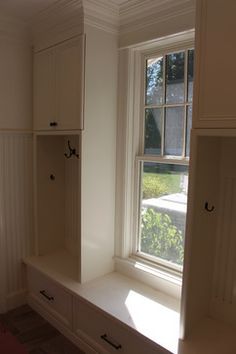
[131,36,194,274]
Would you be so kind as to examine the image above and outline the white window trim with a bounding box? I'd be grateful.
[115,29,195,299]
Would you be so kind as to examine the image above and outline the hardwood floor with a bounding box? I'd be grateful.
[0,305,85,354]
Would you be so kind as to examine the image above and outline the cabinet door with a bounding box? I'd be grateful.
[55,36,84,130]
[34,35,85,131]
[193,0,236,128]
[34,48,56,130]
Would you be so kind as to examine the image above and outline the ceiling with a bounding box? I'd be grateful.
[0,0,129,21]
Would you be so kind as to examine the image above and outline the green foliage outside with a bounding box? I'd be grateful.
[142,172,181,199]
[141,172,185,265]
[141,208,184,265]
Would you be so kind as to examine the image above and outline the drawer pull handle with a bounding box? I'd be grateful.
[49,121,58,127]
[40,290,54,301]
[101,334,122,350]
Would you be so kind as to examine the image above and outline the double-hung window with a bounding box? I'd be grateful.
[133,38,194,273]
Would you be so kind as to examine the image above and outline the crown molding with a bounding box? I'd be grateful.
[119,0,195,33]
[31,0,120,49]
[30,0,195,49]
[83,0,119,34]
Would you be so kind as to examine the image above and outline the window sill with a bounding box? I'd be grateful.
[114,256,182,300]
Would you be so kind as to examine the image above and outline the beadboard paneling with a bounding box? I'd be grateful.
[211,176,236,324]
[0,133,33,310]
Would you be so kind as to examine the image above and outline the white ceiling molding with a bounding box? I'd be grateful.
[83,0,119,34]
[31,0,84,50]
[119,0,196,34]
[31,0,120,49]
[28,0,195,49]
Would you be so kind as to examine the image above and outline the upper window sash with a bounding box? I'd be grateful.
[140,48,194,160]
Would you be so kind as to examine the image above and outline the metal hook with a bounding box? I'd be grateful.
[205,202,214,212]
[64,140,79,159]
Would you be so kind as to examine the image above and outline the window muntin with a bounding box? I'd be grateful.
[136,47,194,270]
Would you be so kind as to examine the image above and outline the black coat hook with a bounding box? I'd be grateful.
[205,202,214,212]
[64,140,79,159]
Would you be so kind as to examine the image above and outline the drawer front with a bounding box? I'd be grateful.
[74,299,168,354]
[28,267,73,328]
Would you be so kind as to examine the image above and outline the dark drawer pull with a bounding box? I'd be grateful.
[101,334,122,350]
[49,121,58,127]
[40,290,54,301]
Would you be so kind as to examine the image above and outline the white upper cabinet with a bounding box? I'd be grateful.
[34,35,85,131]
[193,0,236,128]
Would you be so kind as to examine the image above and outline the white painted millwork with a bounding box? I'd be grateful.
[180,130,236,353]
[34,35,85,131]
[6,1,236,354]
[28,267,73,328]
[193,0,236,128]
[74,297,169,354]
[180,0,236,352]
[25,263,177,354]
[80,24,117,283]
[119,0,195,48]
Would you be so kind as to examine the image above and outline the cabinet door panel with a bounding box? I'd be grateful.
[34,48,55,130]
[56,36,84,130]
[194,0,236,127]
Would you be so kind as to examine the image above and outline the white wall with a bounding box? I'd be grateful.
[0,34,32,130]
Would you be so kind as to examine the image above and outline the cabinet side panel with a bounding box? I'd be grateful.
[81,25,118,282]
[181,135,220,336]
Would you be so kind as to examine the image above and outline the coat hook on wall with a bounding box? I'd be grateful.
[64,140,79,159]
[205,202,214,212]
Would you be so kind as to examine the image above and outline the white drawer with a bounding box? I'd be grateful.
[74,298,169,354]
[27,267,73,328]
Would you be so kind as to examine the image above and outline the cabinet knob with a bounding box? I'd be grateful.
[49,121,58,127]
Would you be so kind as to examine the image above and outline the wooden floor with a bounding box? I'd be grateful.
[0,305,85,354]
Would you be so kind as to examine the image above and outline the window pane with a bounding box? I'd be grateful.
[166,52,185,104]
[140,162,188,266]
[164,107,184,156]
[144,108,162,155]
[146,57,163,105]
[186,105,192,156]
[187,49,194,102]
